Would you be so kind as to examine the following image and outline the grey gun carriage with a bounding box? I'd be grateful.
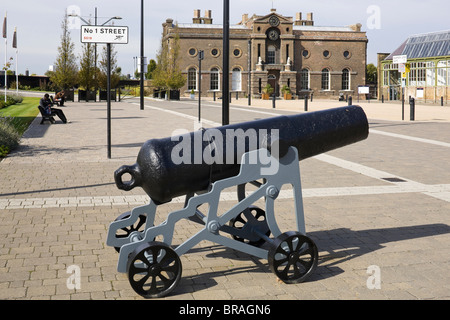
[106,105,369,298]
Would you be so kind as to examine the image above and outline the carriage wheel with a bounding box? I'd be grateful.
[268,231,318,284]
[229,206,271,247]
[127,242,182,299]
[113,212,147,252]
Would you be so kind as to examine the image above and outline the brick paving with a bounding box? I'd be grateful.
[0,96,449,300]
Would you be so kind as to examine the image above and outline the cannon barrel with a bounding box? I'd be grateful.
[115,106,369,204]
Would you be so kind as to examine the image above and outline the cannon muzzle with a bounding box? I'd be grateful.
[115,106,368,204]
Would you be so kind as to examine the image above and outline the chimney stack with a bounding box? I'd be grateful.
[193,9,213,24]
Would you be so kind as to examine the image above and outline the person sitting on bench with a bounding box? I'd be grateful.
[54,91,65,106]
[39,93,69,123]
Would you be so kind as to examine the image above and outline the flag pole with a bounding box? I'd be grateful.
[13,27,17,94]
[3,12,7,102]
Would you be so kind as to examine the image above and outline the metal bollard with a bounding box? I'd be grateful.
[410,97,415,121]
[382,95,384,103]
[348,96,352,106]
[213,92,216,101]
[310,93,313,102]
[272,94,276,109]
[442,96,444,107]
[304,95,308,111]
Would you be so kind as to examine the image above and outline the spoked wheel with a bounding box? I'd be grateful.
[127,241,182,299]
[268,231,318,284]
[229,206,271,247]
[113,212,147,252]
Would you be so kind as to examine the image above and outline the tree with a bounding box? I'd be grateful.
[98,44,120,89]
[51,14,78,90]
[366,63,377,84]
[152,26,186,92]
[146,59,157,79]
[78,43,98,91]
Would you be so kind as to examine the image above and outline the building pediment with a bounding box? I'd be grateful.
[253,12,293,25]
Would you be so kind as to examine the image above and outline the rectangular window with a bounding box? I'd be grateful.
[210,69,219,91]
[267,48,276,64]
[321,69,330,90]
[342,69,350,90]
[383,70,389,86]
[300,69,309,90]
[188,68,197,91]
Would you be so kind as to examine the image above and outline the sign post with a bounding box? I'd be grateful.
[81,25,129,159]
[394,55,409,121]
[198,50,204,123]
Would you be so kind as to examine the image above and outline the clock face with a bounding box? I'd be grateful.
[268,29,279,41]
[269,16,280,27]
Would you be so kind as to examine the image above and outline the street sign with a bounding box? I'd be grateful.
[398,63,406,73]
[393,55,407,64]
[81,25,129,44]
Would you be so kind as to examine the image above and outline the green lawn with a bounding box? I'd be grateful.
[0,97,40,135]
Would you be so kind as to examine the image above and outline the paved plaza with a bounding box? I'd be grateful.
[0,95,449,300]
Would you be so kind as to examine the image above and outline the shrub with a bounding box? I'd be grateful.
[0,94,19,109]
[0,145,9,158]
[0,116,23,155]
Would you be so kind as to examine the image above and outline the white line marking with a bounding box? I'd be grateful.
[3,183,450,209]
[370,129,450,148]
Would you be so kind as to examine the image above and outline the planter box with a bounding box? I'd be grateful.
[262,93,270,100]
[284,93,292,100]
[99,89,117,101]
[169,89,180,101]
[78,90,96,102]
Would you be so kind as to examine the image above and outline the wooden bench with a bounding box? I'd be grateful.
[38,106,56,124]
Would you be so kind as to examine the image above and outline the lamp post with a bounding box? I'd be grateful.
[198,50,204,123]
[222,0,230,125]
[68,11,122,95]
[140,0,144,110]
[71,12,123,160]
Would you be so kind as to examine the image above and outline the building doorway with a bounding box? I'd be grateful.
[267,71,280,96]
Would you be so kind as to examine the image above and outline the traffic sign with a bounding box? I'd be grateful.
[405,63,411,73]
[81,25,129,44]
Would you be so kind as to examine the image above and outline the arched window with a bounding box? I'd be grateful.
[342,68,350,90]
[188,68,197,91]
[210,67,220,91]
[267,45,276,64]
[300,68,310,90]
[321,68,330,90]
[232,68,241,91]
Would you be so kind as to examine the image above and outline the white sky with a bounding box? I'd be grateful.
[1,0,449,76]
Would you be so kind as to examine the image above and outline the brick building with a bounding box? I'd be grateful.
[162,8,368,99]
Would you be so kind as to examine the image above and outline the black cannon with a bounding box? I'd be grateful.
[107,106,369,298]
[115,106,368,204]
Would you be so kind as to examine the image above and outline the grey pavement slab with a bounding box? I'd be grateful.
[0,96,449,300]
